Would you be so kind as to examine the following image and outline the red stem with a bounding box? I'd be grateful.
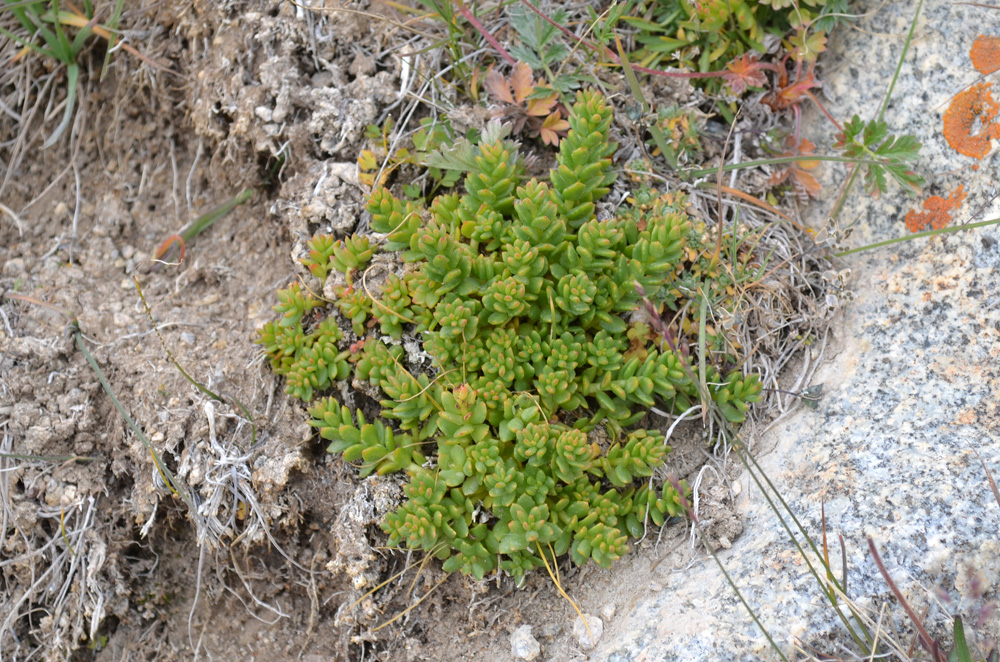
[867,537,945,662]
[154,234,186,264]
[805,90,843,132]
[454,1,516,65]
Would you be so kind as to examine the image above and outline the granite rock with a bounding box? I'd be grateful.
[596,1,1000,660]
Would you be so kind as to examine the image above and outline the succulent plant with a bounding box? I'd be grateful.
[258,89,763,585]
[300,234,337,282]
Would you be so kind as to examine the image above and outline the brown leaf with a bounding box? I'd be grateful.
[484,68,514,104]
[511,61,534,104]
[768,136,822,200]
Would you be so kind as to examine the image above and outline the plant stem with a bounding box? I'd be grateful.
[830,0,924,223]
[684,154,916,178]
[834,215,1000,257]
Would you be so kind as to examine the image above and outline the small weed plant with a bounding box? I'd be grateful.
[257,91,762,585]
[625,0,849,88]
[1,0,126,146]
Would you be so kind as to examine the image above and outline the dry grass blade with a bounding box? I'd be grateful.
[536,541,594,648]
[371,574,448,633]
[974,449,1000,510]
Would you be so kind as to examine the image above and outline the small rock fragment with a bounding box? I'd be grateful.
[599,602,616,622]
[572,614,604,650]
[254,105,273,122]
[2,258,25,276]
[510,624,540,661]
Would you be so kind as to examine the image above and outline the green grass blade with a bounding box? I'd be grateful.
[100,0,124,80]
[42,61,77,148]
[73,326,193,512]
[134,270,257,446]
[179,188,254,243]
[830,0,924,222]
[834,215,1000,257]
[69,11,97,55]
[615,33,674,167]
[950,616,971,662]
[684,154,927,178]
[47,0,74,61]
[0,23,58,59]
[875,0,923,123]
[667,474,790,661]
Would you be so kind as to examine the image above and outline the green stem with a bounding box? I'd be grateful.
[876,0,923,123]
[831,0,923,223]
[835,215,1000,257]
[684,154,913,178]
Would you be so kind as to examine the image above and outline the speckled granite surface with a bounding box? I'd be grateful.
[597,2,1000,660]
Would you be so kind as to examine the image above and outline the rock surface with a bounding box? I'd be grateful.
[597,1,1000,660]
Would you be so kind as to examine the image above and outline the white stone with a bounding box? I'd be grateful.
[254,105,273,122]
[510,625,540,661]
[572,614,603,650]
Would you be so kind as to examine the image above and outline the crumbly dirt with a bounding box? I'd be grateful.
[0,2,822,660]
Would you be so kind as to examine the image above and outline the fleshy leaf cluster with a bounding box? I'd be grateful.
[259,90,762,585]
[257,313,350,402]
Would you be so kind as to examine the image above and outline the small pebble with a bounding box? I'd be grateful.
[2,258,25,276]
[731,479,742,497]
[599,603,616,622]
[180,332,196,345]
[121,245,135,259]
[254,105,273,122]
[510,625,540,661]
[572,614,604,650]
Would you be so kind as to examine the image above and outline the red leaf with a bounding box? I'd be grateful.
[723,54,767,95]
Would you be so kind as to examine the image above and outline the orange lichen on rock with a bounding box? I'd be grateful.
[904,185,966,233]
[942,83,1000,159]
[970,35,1000,75]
